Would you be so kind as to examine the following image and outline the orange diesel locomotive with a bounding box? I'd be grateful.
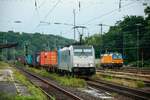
[100,53,123,68]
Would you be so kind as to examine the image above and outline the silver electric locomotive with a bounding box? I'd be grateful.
[58,45,95,76]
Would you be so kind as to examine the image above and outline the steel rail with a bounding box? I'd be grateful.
[97,69,150,78]
[86,79,150,100]
[117,68,150,74]
[18,67,83,100]
[96,70,150,86]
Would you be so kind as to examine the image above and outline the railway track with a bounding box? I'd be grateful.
[17,67,83,100]
[114,67,150,74]
[97,69,150,79]
[96,70,150,86]
[16,66,150,100]
[97,67,150,74]
[86,79,150,100]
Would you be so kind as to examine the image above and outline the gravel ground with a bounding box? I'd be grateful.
[141,87,150,92]
[113,95,134,100]
[43,76,102,100]
[0,81,17,94]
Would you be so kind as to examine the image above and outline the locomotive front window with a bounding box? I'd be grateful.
[112,54,122,59]
[74,48,92,56]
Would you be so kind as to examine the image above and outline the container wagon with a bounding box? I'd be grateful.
[25,55,33,66]
[32,53,40,67]
[39,51,57,71]
[17,56,26,65]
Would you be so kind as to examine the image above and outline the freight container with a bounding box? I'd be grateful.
[25,55,33,65]
[32,53,40,67]
[39,51,57,68]
[17,56,26,65]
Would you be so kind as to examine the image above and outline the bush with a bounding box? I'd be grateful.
[0,61,9,69]
[27,67,87,88]
[136,81,145,88]
[13,69,47,100]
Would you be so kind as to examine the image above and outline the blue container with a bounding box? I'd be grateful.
[26,55,33,65]
[57,48,61,66]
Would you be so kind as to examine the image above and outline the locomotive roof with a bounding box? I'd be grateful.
[72,45,92,48]
[60,45,93,51]
[101,52,122,56]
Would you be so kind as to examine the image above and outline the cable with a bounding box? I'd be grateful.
[43,0,61,20]
[38,0,47,9]
[100,46,150,50]
[33,0,61,31]
[28,0,42,32]
[83,1,136,25]
[119,0,122,11]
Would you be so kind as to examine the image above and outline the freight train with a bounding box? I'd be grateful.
[100,52,123,68]
[18,45,96,76]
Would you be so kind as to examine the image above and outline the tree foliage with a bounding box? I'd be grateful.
[0,31,74,59]
[85,6,150,65]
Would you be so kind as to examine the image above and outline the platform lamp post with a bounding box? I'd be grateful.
[13,20,22,62]
[14,20,22,32]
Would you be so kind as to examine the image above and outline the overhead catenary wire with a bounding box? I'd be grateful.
[27,0,41,32]
[38,0,47,9]
[83,1,136,25]
[43,0,62,20]
[79,1,81,11]
[99,46,150,51]
[33,0,62,31]
[119,0,122,11]
[35,0,37,9]
[34,0,145,35]
[35,0,41,20]
[32,0,148,37]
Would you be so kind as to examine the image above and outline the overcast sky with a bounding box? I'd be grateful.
[0,0,149,40]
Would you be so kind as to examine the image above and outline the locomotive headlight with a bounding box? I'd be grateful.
[89,63,93,67]
[74,64,78,67]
